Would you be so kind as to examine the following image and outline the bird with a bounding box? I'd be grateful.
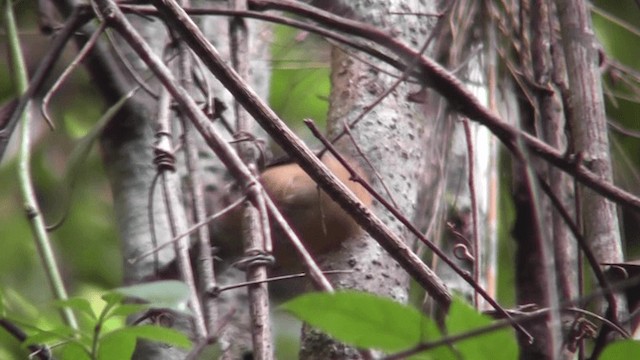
[210,151,372,271]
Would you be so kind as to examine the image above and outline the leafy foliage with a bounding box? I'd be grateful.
[282,291,518,359]
[445,299,518,360]
[600,340,640,360]
[4,281,193,359]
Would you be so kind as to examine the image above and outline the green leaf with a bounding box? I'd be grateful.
[97,329,137,360]
[108,303,150,318]
[0,288,5,316]
[103,325,192,349]
[280,291,442,353]
[24,326,75,347]
[53,298,96,320]
[60,341,91,360]
[444,298,518,360]
[600,340,640,360]
[102,292,125,306]
[113,281,191,313]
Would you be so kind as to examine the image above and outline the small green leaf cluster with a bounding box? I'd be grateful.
[17,281,192,360]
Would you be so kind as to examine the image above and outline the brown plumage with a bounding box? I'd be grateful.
[211,153,372,270]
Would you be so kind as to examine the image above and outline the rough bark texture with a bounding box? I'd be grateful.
[555,1,623,270]
[555,1,627,356]
[529,2,575,358]
[299,0,439,358]
[512,3,564,355]
[556,0,626,322]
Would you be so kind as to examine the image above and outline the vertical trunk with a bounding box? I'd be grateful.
[512,1,571,358]
[299,0,439,358]
[556,0,627,354]
[555,0,624,290]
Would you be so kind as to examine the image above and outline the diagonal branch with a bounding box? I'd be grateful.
[91,0,335,293]
[0,6,92,160]
[115,1,640,210]
[145,0,452,307]
[248,0,640,212]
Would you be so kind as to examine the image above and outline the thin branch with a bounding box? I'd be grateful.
[261,191,334,292]
[155,88,207,338]
[104,28,160,98]
[248,0,640,212]
[230,0,274,356]
[590,4,640,38]
[462,119,480,308]
[536,175,620,327]
[341,121,399,210]
[382,304,628,360]
[0,6,92,160]
[144,0,451,306]
[0,318,52,360]
[92,0,334,293]
[132,196,246,265]
[608,118,640,139]
[175,28,218,333]
[41,22,107,129]
[118,0,640,209]
[115,1,640,210]
[321,10,446,149]
[5,0,78,330]
[214,270,351,295]
[118,4,410,81]
[305,119,531,340]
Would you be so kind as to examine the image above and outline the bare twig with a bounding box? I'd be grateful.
[230,0,274,356]
[114,2,640,210]
[41,22,107,130]
[0,6,92,160]
[462,119,480,308]
[305,119,530,339]
[132,196,246,264]
[249,0,640,212]
[145,0,451,306]
[92,0,333,293]
[155,88,207,338]
[0,318,51,360]
[175,25,218,332]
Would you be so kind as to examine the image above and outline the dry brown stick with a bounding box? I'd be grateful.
[117,2,640,211]
[0,7,92,159]
[304,119,530,339]
[249,0,640,212]
[146,0,452,307]
[91,0,334,294]
[155,88,207,338]
[229,0,274,357]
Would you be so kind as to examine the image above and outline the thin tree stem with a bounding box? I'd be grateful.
[4,0,78,330]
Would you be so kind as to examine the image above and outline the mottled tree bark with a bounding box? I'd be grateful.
[299,1,440,358]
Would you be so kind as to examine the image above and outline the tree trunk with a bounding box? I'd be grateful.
[299,0,440,358]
